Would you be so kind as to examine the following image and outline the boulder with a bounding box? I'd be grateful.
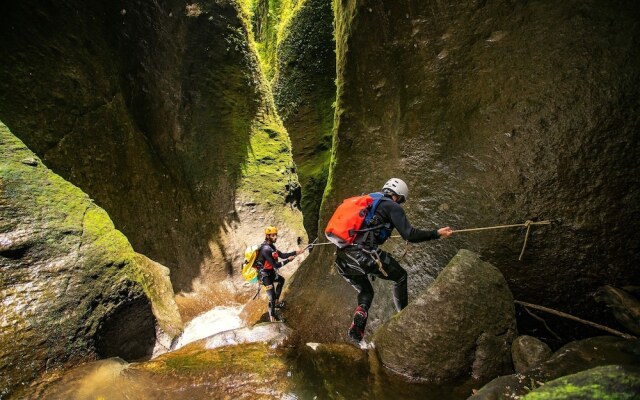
[470,336,640,399]
[512,335,553,373]
[522,365,640,399]
[373,249,516,382]
[0,122,181,397]
[239,295,270,326]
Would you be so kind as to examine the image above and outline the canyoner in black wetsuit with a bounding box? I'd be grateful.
[333,178,454,343]
[257,226,305,322]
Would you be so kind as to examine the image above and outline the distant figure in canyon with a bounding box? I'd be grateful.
[257,226,306,322]
[332,178,453,343]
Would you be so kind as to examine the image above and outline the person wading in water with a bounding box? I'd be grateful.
[257,226,305,322]
[333,178,453,343]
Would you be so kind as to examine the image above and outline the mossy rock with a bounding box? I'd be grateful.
[512,335,553,373]
[522,365,640,400]
[470,336,640,400]
[0,121,181,397]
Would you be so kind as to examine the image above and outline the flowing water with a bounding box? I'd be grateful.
[33,306,478,400]
[172,305,244,350]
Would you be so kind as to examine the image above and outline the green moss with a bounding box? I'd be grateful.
[321,0,360,209]
[237,115,297,206]
[139,342,287,377]
[523,365,640,400]
[265,0,335,238]
[1,120,181,337]
[226,2,303,214]
[240,0,304,81]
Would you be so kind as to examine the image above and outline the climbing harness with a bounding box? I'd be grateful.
[362,248,388,277]
[310,219,555,260]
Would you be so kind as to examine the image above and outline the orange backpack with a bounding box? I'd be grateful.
[325,192,386,248]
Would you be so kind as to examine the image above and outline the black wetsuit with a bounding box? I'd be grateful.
[334,194,440,312]
[257,241,296,319]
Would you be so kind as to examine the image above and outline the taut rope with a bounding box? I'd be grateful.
[451,220,553,260]
[307,219,554,260]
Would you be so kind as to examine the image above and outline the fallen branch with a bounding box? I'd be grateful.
[521,306,562,340]
[514,300,637,340]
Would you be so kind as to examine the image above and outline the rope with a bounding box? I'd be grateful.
[450,220,552,233]
[305,219,553,260]
[451,220,553,261]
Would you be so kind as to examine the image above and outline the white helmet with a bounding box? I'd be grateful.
[382,178,409,201]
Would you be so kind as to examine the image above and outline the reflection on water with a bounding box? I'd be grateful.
[38,345,477,399]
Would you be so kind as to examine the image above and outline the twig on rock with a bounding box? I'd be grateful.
[520,305,562,340]
[514,300,637,339]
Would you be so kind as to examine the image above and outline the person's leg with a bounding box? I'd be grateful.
[335,254,376,342]
[340,272,374,342]
[261,270,278,321]
[340,272,374,311]
[273,273,286,308]
[375,251,408,311]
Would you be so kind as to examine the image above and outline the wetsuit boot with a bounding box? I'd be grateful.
[347,305,368,343]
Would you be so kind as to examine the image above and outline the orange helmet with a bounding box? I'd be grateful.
[265,226,278,235]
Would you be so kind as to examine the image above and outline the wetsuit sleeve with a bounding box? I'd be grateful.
[261,245,284,269]
[277,250,296,259]
[388,202,439,243]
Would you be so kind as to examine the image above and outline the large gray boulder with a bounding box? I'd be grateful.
[373,249,516,382]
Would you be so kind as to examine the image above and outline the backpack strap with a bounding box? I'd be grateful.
[364,192,387,226]
[255,241,270,269]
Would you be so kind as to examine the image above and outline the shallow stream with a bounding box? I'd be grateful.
[35,306,478,399]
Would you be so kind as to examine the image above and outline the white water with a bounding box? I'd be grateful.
[173,305,245,350]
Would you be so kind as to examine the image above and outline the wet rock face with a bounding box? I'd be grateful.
[373,250,516,382]
[273,0,336,240]
[0,124,164,396]
[0,0,264,293]
[290,0,640,341]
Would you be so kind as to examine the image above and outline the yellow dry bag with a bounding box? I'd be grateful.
[241,245,259,284]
